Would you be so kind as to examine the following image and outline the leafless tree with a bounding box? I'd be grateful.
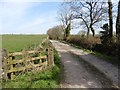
[116,0,120,41]
[108,0,113,39]
[58,2,73,40]
[67,0,107,37]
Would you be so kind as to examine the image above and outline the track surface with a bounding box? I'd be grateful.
[51,40,119,88]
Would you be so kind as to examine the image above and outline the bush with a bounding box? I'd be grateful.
[94,43,118,56]
[67,35,101,50]
[66,35,118,56]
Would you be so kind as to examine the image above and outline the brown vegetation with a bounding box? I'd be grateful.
[67,35,101,50]
[66,35,118,56]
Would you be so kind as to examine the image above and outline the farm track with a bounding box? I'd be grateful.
[50,40,119,88]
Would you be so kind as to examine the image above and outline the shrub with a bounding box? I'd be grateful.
[67,35,101,50]
[94,43,118,56]
[66,35,118,56]
[100,23,110,44]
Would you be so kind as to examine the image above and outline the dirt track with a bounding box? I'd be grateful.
[51,40,119,88]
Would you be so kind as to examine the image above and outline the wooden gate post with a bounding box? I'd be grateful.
[50,48,54,66]
[47,48,54,67]
[0,49,8,80]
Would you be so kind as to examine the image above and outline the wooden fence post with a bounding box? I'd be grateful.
[47,48,54,67]
[50,48,54,66]
[1,49,8,80]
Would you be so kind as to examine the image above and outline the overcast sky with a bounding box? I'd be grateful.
[0,0,119,34]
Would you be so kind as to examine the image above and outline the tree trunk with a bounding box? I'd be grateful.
[108,0,113,39]
[80,17,90,38]
[65,23,71,39]
[91,26,95,37]
[87,28,90,38]
[116,0,120,41]
[89,2,95,37]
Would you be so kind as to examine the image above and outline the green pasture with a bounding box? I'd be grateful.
[1,34,46,52]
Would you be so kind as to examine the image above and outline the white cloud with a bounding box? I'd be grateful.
[0,2,42,33]
[17,17,47,30]
[0,2,40,20]
[16,14,59,34]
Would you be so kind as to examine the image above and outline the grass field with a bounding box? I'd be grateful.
[1,34,46,52]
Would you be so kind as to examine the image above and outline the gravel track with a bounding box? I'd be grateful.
[51,40,119,88]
